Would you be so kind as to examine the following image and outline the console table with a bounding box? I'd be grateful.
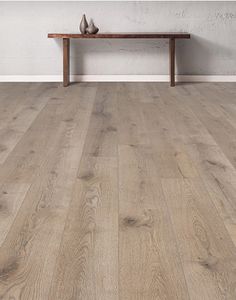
[48,33,191,87]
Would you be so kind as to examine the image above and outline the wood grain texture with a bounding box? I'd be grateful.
[0,83,51,164]
[169,38,175,87]
[0,82,236,299]
[162,178,236,300]
[63,38,70,87]
[49,83,119,299]
[0,84,96,299]
[118,144,190,300]
[169,84,236,247]
[48,33,191,39]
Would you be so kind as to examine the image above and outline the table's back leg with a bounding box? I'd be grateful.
[169,38,175,87]
[63,38,70,87]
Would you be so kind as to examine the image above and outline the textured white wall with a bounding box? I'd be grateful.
[0,1,236,76]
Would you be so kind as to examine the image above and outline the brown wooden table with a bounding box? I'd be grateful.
[48,33,191,87]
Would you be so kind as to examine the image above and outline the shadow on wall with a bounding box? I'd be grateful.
[71,39,170,75]
[52,38,171,76]
[51,35,232,76]
[176,35,233,75]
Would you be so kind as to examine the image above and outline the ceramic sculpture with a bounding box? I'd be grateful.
[79,14,88,34]
[86,20,99,34]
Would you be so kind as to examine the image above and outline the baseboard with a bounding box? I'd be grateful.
[0,75,236,82]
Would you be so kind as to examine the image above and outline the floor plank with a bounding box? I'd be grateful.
[162,178,236,300]
[118,144,190,300]
[49,83,119,300]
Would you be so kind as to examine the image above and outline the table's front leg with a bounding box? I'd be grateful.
[63,38,70,87]
[169,38,175,87]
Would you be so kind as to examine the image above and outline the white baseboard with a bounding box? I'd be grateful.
[0,75,236,82]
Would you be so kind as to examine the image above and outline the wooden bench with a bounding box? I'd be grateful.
[48,33,191,87]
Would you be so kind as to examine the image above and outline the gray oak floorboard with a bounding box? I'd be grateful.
[49,83,119,300]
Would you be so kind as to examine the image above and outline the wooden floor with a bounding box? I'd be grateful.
[0,82,236,299]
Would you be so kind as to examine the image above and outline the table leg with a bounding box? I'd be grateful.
[63,38,70,87]
[169,38,175,87]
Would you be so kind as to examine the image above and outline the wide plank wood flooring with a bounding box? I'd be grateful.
[0,82,236,299]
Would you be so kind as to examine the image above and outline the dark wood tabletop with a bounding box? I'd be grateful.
[48,33,191,39]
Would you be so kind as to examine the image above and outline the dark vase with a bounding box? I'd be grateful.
[86,20,99,34]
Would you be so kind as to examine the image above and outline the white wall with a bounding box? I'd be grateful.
[0,1,236,78]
